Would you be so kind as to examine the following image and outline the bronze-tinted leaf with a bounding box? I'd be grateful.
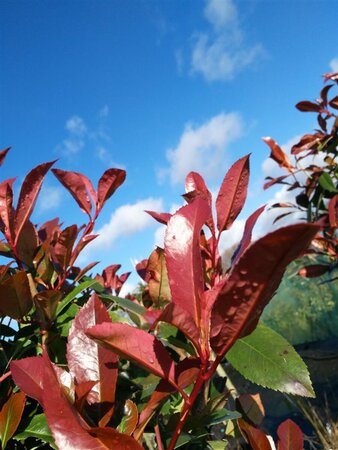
[52,225,78,271]
[145,210,172,225]
[328,195,338,228]
[295,101,321,112]
[16,220,38,266]
[262,137,293,172]
[277,419,303,450]
[0,148,10,167]
[14,161,55,245]
[89,427,144,449]
[0,179,16,244]
[238,419,272,450]
[0,271,33,319]
[216,155,250,232]
[210,224,319,356]
[0,391,26,449]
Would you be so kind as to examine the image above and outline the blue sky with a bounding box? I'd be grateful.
[1,0,338,293]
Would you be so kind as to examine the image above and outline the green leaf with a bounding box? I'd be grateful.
[226,323,315,397]
[99,293,146,315]
[319,172,338,193]
[14,413,57,448]
[56,279,98,316]
[207,441,228,450]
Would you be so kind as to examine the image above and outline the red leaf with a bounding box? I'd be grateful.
[277,419,303,450]
[263,175,290,190]
[0,147,10,167]
[328,195,338,227]
[295,100,321,112]
[329,95,338,109]
[89,427,144,449]
[52,225,78,270]
[40,351,109,450]
[14,161,55,245]
[154,303,201,353]
[16,220,39,266]
[210,224,319,355]
[97,168,126,212]
[298,264,329,278]
[262,137,293,172]
[145,210,172,225]
[0,391,26,448]
[67,295,119,410]
[232,205,266,265]
[238,419,272,450]
[86,322,176,385]
[52,168,94,217]
[0,179,16,244]
[320,84,333,105]
[10,356,45,405]
[216,155,250,232]
[164,198,210,327]
[0,271,33,319]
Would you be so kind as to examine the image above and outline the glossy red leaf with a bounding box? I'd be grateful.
[164,198,210,326]
[0,179,16,243]
[14,161,55,245]
[0,391,25,449]
[210,224,319,355]
[0,271,33,319]
[184,172,212,210]
[262,137,293,172]
[89,427,144,449]
[216,155,250,232]
[295,100,321,112]
[16,220,39,266]
[0,148,10,166]
[97,168,126,212]
[238,419,272,450]
[40,351,109,450]
[52,224,78,270]
[328,195,338,227]
[155,303,201,353]
[10,356,45,405]
[67,295,119,409]
[145,210,172,225]
[86,322,176,385]
[232,205,266,265]
[75,380,98,412]
[52,168,94,217]
[277,419,303,450]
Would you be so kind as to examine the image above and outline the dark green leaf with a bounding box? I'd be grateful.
[14,413,56,448]
[226,323,314,397]
[319,172,338,193]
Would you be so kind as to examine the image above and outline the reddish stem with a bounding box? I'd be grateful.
[0,370,11,383]
[154,424,164,450]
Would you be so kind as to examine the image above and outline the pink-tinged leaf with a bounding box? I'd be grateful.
[216,155,250,232]
[238,419,272,450]
[40,352,109,450]
[0,271,33,320]
[97,168,126,212]
[262,138,293,172]
[0,179,16,244]
[145,210,172,225]
[165,198,210,326]
[0,148,10,167]
[210,224,320,356]
[86,322,176,385]
[328,195,338,228]
[155,303,201,353]
[0,391,25,449]
[67,295,119,410]
[89,427,144,449]
[232,205,266,265]
[295,100,321,112]
[14,161,55,245]
[10,357,45,405]
[277,419,303,450]
[185,171,211,199]
[75,380,98,413]
[298,264,329,278]
[52,168,93,217]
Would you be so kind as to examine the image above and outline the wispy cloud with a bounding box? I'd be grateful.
[36,185,63,214]
[329,57,338,72]
[55,107,123,168]
[80,197,164,262]
[190,0,264,81]
[159,112,243,185]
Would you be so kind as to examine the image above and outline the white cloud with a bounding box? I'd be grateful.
[160,112,243,185]
[190,0,264,81]
[329,57,338,72]
[98,105,109,118]
[86,197,164,254]
[65,115,87,136]
[36,185,63,213]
